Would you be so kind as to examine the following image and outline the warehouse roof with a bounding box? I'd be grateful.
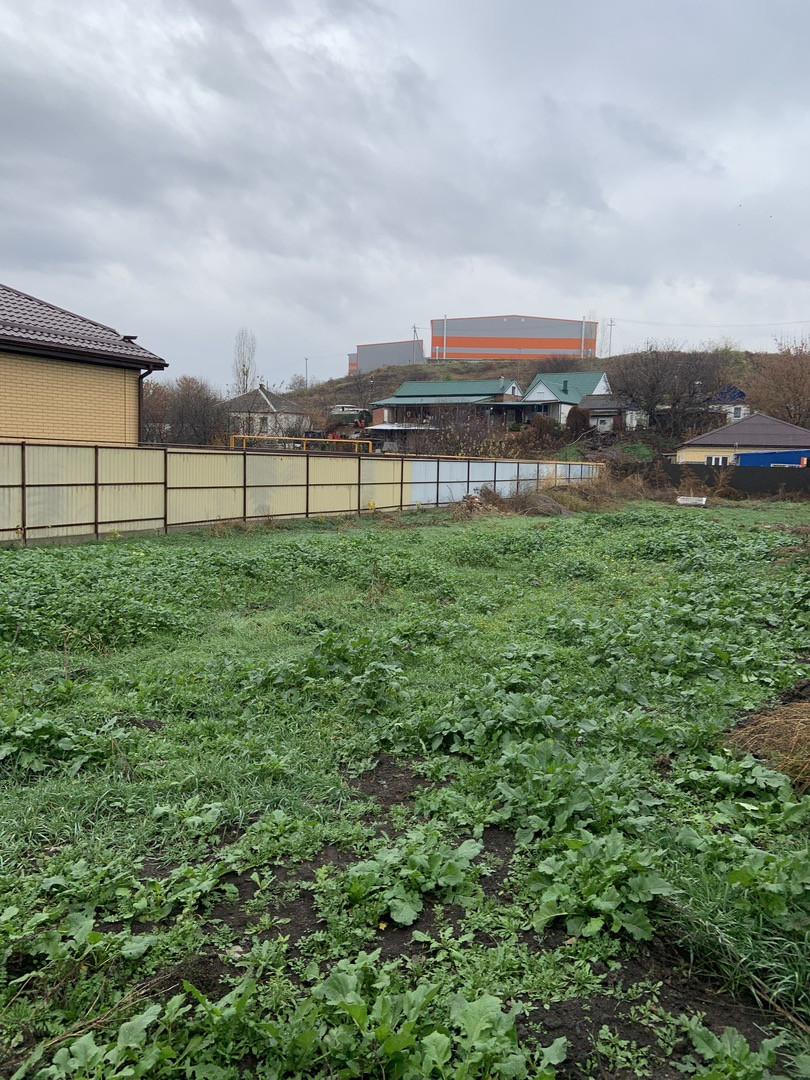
[0,281,167,370]
[523,371,606,404]
[678,413,810,449]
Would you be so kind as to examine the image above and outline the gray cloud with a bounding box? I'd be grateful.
[2,0,810,383]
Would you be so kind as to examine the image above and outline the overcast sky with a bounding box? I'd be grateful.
[3,0,810,388]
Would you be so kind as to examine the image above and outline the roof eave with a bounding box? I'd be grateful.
[0,337,167,371]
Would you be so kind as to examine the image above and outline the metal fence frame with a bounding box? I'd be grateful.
[0,440,604,544]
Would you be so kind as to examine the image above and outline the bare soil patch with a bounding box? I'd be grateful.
[479,826,516,896]
[346,753,426,808]
[524,939,778,1078]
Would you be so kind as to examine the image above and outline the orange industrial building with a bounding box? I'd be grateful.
[430,314,597,361]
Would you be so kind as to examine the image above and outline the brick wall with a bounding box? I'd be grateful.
[0,351,140,444]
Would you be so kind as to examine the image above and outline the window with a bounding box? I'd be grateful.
[732,406,743,419]
[706,455,728,466]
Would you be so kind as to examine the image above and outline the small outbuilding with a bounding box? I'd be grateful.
[675,413,810,465]
[578,393,643,432]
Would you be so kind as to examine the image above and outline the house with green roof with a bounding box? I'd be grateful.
[371,377,523,429]
[521,371,610,423]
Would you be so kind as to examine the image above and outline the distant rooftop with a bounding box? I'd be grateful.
[679,413,810,449]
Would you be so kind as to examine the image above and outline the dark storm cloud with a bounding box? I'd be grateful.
[2,0,810,379]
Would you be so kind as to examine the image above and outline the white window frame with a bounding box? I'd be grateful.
[706,455,728,466]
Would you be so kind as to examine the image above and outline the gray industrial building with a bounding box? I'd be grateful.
[348,338,425,375]
[429,314,598,360]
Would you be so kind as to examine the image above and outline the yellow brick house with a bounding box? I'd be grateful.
[0,283,167,444]
[675,413,810,465]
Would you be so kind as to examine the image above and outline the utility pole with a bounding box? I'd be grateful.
[412,324,418,364]
[304,357,308,389]
[443,314,447,361]
[607,319,615,358]
[580,316,586,359]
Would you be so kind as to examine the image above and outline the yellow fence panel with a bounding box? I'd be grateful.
[0,489,22,539]
[26,485,95,531]
[167,488,243,526]
[308,456,359,487]
[360,456,401,510]
[99,447,164,484]
[0,443,21,486]
[246,454,307,487]
[26,445,94,485]
[167,451,242,489]
[247,486,307,519]
[99,484,164,526]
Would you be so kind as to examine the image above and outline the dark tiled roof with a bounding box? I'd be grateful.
[224,386,306,414]
[0,282,166,368]
[579,393,634,411]
[679,412,810,448]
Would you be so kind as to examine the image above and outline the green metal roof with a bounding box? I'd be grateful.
[523,371,606,404]
[389,378,522,398]
[372,394,496,406]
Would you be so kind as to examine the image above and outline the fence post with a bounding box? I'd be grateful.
[305,453,310,518]
[493,459,497,495]
[399,456,404,511]
[163,448,168,534]
[243,449,248,523]
[436,458,440,506]
[19,441,26,544]
[357,453,362,516]
[94,446,99,539]
[466,457,471,497]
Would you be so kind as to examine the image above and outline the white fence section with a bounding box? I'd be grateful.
[0,441,603,543]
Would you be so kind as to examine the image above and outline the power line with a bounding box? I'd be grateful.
[613,316,810,329]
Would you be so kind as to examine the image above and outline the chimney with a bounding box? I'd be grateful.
[562,379,569,394]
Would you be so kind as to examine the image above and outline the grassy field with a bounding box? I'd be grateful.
[0,503,808,1078]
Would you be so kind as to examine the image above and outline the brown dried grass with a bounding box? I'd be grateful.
[476,486,571,516]
[726,685,810,793]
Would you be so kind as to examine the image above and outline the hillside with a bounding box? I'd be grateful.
[292,356,603,423]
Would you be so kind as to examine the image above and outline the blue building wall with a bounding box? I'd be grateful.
[736,449,809,467]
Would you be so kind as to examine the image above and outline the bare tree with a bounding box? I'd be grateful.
[142,376,225,445]
[169,376,226,445]
[231,327,258,396]
[607,341,728,435]
[744,339,810,428]
[141,379,171,442]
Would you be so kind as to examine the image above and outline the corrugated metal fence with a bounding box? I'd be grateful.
[0,441,603,544]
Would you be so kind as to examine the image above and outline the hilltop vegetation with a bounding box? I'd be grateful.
[0,503,808,1077]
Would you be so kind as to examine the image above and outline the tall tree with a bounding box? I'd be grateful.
[231,327,258,396]
[141,379,171,442]
[745,340,810,428]
[141,377,225,445]
[607,342,728,434]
